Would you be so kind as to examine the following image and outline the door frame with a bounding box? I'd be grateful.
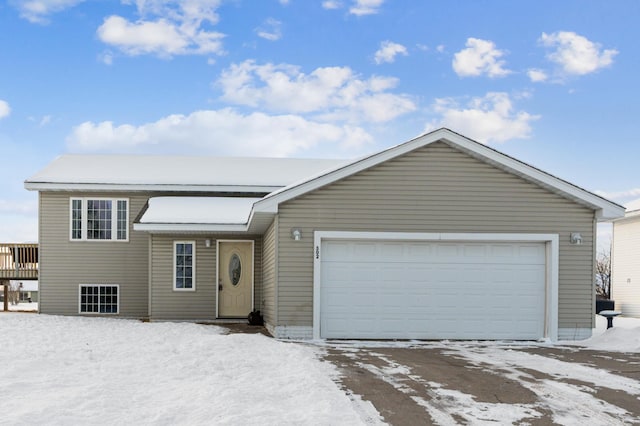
[313,231,559,341]
[216,239,255,318]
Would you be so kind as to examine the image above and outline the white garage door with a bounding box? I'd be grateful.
[320,239,546,340]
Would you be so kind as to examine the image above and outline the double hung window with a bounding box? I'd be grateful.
[174,241,195,291]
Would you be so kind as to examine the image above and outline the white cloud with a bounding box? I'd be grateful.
[540,31,618,76]
[595,188,640,200]
[215,60,415,123]
[436,45,445,53]
[350,0,384,16]
[322,1,342,9]
[452,38,511,78]
[426,92,540,144]
[97,0,225,58]
[527,69,548,82]
[0,100,10,119]
[374,40,408,64]
[255,18,282,41]
[66,109,373,157]
[11,0,84,24]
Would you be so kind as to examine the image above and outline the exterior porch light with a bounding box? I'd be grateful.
[570,233,582,245]
[291,228,302,241]
[205,239,211,248]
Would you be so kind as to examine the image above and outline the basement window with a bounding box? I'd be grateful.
[79,284,119,314]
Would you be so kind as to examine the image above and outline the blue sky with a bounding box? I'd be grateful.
[0,0,638,243]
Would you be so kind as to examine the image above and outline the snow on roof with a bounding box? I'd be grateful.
[25,154,347,190]
[140,197,261,225]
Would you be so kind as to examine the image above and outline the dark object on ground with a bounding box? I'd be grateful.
[596,299,615,314]
[599,310,622,329]
[248,310,264,326]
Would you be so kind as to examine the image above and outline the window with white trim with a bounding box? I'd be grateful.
[174,241,195,291]
[79,284,119,314]
[70,198,129,241]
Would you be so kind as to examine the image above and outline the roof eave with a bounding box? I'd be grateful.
[24,182,282,193]
[133,223,249,233]
[253,128,625,221]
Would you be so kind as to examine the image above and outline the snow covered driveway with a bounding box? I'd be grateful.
[324,342,640,425]
[0,314,379,425]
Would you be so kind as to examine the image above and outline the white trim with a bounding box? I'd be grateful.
[25,182,282,193]
[69,197,130,242]
[173,241,196,292]
[312,231,560,341]
[216,240,255,318]
[612,209,640,222]
[134,223,249,233]
[78,284,120,315]
[254,129,624,220]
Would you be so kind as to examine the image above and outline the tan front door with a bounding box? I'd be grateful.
[218,241,253,317]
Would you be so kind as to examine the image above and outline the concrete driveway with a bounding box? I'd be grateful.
[323,342,640,425]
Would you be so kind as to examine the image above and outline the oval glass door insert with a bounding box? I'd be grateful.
[229,253,242,286]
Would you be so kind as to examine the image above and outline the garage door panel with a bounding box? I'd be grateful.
[320,239,546,340]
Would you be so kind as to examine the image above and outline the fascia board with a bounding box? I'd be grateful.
[612,209,640,223]
[440,133,625,221]
[254,128,625,221]
[24,182,282,193]
[253,130,442,213]
[133,223,248,233]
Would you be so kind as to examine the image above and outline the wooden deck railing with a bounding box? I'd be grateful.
[0,243,38,280]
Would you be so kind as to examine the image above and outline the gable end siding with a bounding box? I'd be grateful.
[276,142,595,330]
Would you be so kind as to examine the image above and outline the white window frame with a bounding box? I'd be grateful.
[69,197,129,242]
[78,284,120,314]
[173,241,196,292]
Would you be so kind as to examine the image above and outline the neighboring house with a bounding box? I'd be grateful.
[611,209,640,317]
[18,280,38,302]
[24,128,624,340]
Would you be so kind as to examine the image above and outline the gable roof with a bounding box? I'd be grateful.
[25,154,347,193]
[253,128,624,221]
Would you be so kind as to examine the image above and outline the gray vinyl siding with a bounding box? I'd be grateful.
[262,218,277,326]
[38,192,149,317]
[276,142,595,330]
[612,217,640,317]
[149,235,262,320]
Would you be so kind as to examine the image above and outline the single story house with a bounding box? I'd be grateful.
[611,209,640,317]
[25,128,624,340]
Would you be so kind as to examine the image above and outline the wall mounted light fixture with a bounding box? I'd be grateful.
[291,228,302,241]
[570,233,582,245]
[205,239,211,248]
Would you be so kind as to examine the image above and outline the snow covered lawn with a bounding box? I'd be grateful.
[0,314,378,425]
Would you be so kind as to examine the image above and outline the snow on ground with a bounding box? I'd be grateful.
[0,314,381,426]
[568,314,640,352]
[7,302,38,312]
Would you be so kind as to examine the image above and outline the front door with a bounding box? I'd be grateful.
[218,241,253,318]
